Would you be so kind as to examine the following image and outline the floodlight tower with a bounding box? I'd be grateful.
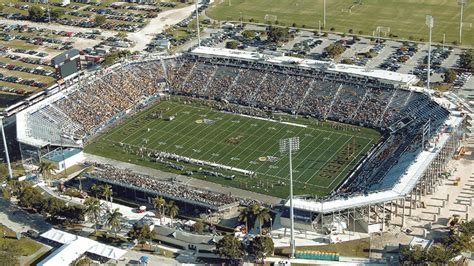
[0,117,13,180]
[426,15,433,90]
[323,0,327,28]
[195,0,201,46]
[279,137,300,259]
[458,0,467,44]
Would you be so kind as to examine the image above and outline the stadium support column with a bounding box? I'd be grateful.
[0,117,13,180]
[368,204,371,225]
[402,198,406,227]
[409,191,412,216]
[382,202,386,231]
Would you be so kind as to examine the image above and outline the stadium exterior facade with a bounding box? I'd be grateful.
[15,47,471,234]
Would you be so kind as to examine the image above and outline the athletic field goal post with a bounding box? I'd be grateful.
[264,14,278,24]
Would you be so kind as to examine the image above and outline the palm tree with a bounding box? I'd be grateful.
[106,208,123,238]
[153,196,166,223]
[90,183,102,197]
[167,201,179,224]
[78,165,94,191]
[102,184,113,209]
[84,197,101,234]
[256,207,271,235]
[39,161,56,186]
[238,207,253,234]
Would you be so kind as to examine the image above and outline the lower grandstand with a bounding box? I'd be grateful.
[16,47,469,233]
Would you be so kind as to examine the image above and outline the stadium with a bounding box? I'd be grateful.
[15,46,470,235]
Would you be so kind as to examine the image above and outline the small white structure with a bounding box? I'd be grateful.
[61,0,70,5]
[41,148,84,173]
[38,228,126,266]
[409,236,433,251]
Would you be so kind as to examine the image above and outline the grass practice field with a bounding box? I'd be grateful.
[207,0,474,46]
[86,98,381,198]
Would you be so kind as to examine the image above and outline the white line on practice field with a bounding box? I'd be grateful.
[234,113,308,128]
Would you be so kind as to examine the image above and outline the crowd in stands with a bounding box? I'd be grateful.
[166,56,450,195]
[27,54,450,202]
[87,163,240,208]
[54,60,165,132]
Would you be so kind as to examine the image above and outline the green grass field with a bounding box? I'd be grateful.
[207,0,474,46]
[85,98,380,198]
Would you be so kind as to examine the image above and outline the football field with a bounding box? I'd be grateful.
[207,0,474,46]
[85,98,381,198]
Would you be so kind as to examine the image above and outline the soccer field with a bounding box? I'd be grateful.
[207,0,474,46]
[85,98,381,198]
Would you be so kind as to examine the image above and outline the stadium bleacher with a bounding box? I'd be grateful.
[21,51,451,201]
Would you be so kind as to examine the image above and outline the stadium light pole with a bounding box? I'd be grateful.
[0,117,13,180]
[458,0,467,44]
[280,137,300,259]
[323,0,326,28]
[426,15,433,91]
[195,0,201,46]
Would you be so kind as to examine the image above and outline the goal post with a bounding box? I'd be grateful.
[264,14,278,23]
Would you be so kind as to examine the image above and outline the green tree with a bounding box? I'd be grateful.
[428,244,456,264]
[325,43,346,58]
[106,208,122,238]
[238,206,254,234]
[84,197,101,233]
[50,8,65,20]
[40,197,66,217]
[248,235,274,263]
[460,50,474,71]
[0,164,8,182]
[255,207,271,235]
[39,161,56,186]
[102,184,113,208]
[400,246,428,264]
[153,196,166,222]
[18,186,43,210]
[444,69,457,83]
[90,183,102,197]
[167,201,179,222]
[74,256,93,266]
[128,224,153,248]
[94,15,107,26]
[193,220,204,234]
[28,6,44,21]
[216,235,243,264]
[242,30,256,39]
[78,165,94,191]
[267,26,289,43]
[226,40,239,49]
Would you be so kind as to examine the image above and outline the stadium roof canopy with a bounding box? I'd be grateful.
[190,46,419,85]
[38,228,126,266]
[286,110,465,213]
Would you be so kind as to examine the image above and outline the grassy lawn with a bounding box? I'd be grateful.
[207,0,474,46]
[0,80,39,92]
[51,164,86,179]
[0,68,56,84]
[0,224,43,257]
[0,57,54,72]
[276,238,370,258]
[85,97,380,198]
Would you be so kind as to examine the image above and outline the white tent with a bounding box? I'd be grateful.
[38,229,126,265]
